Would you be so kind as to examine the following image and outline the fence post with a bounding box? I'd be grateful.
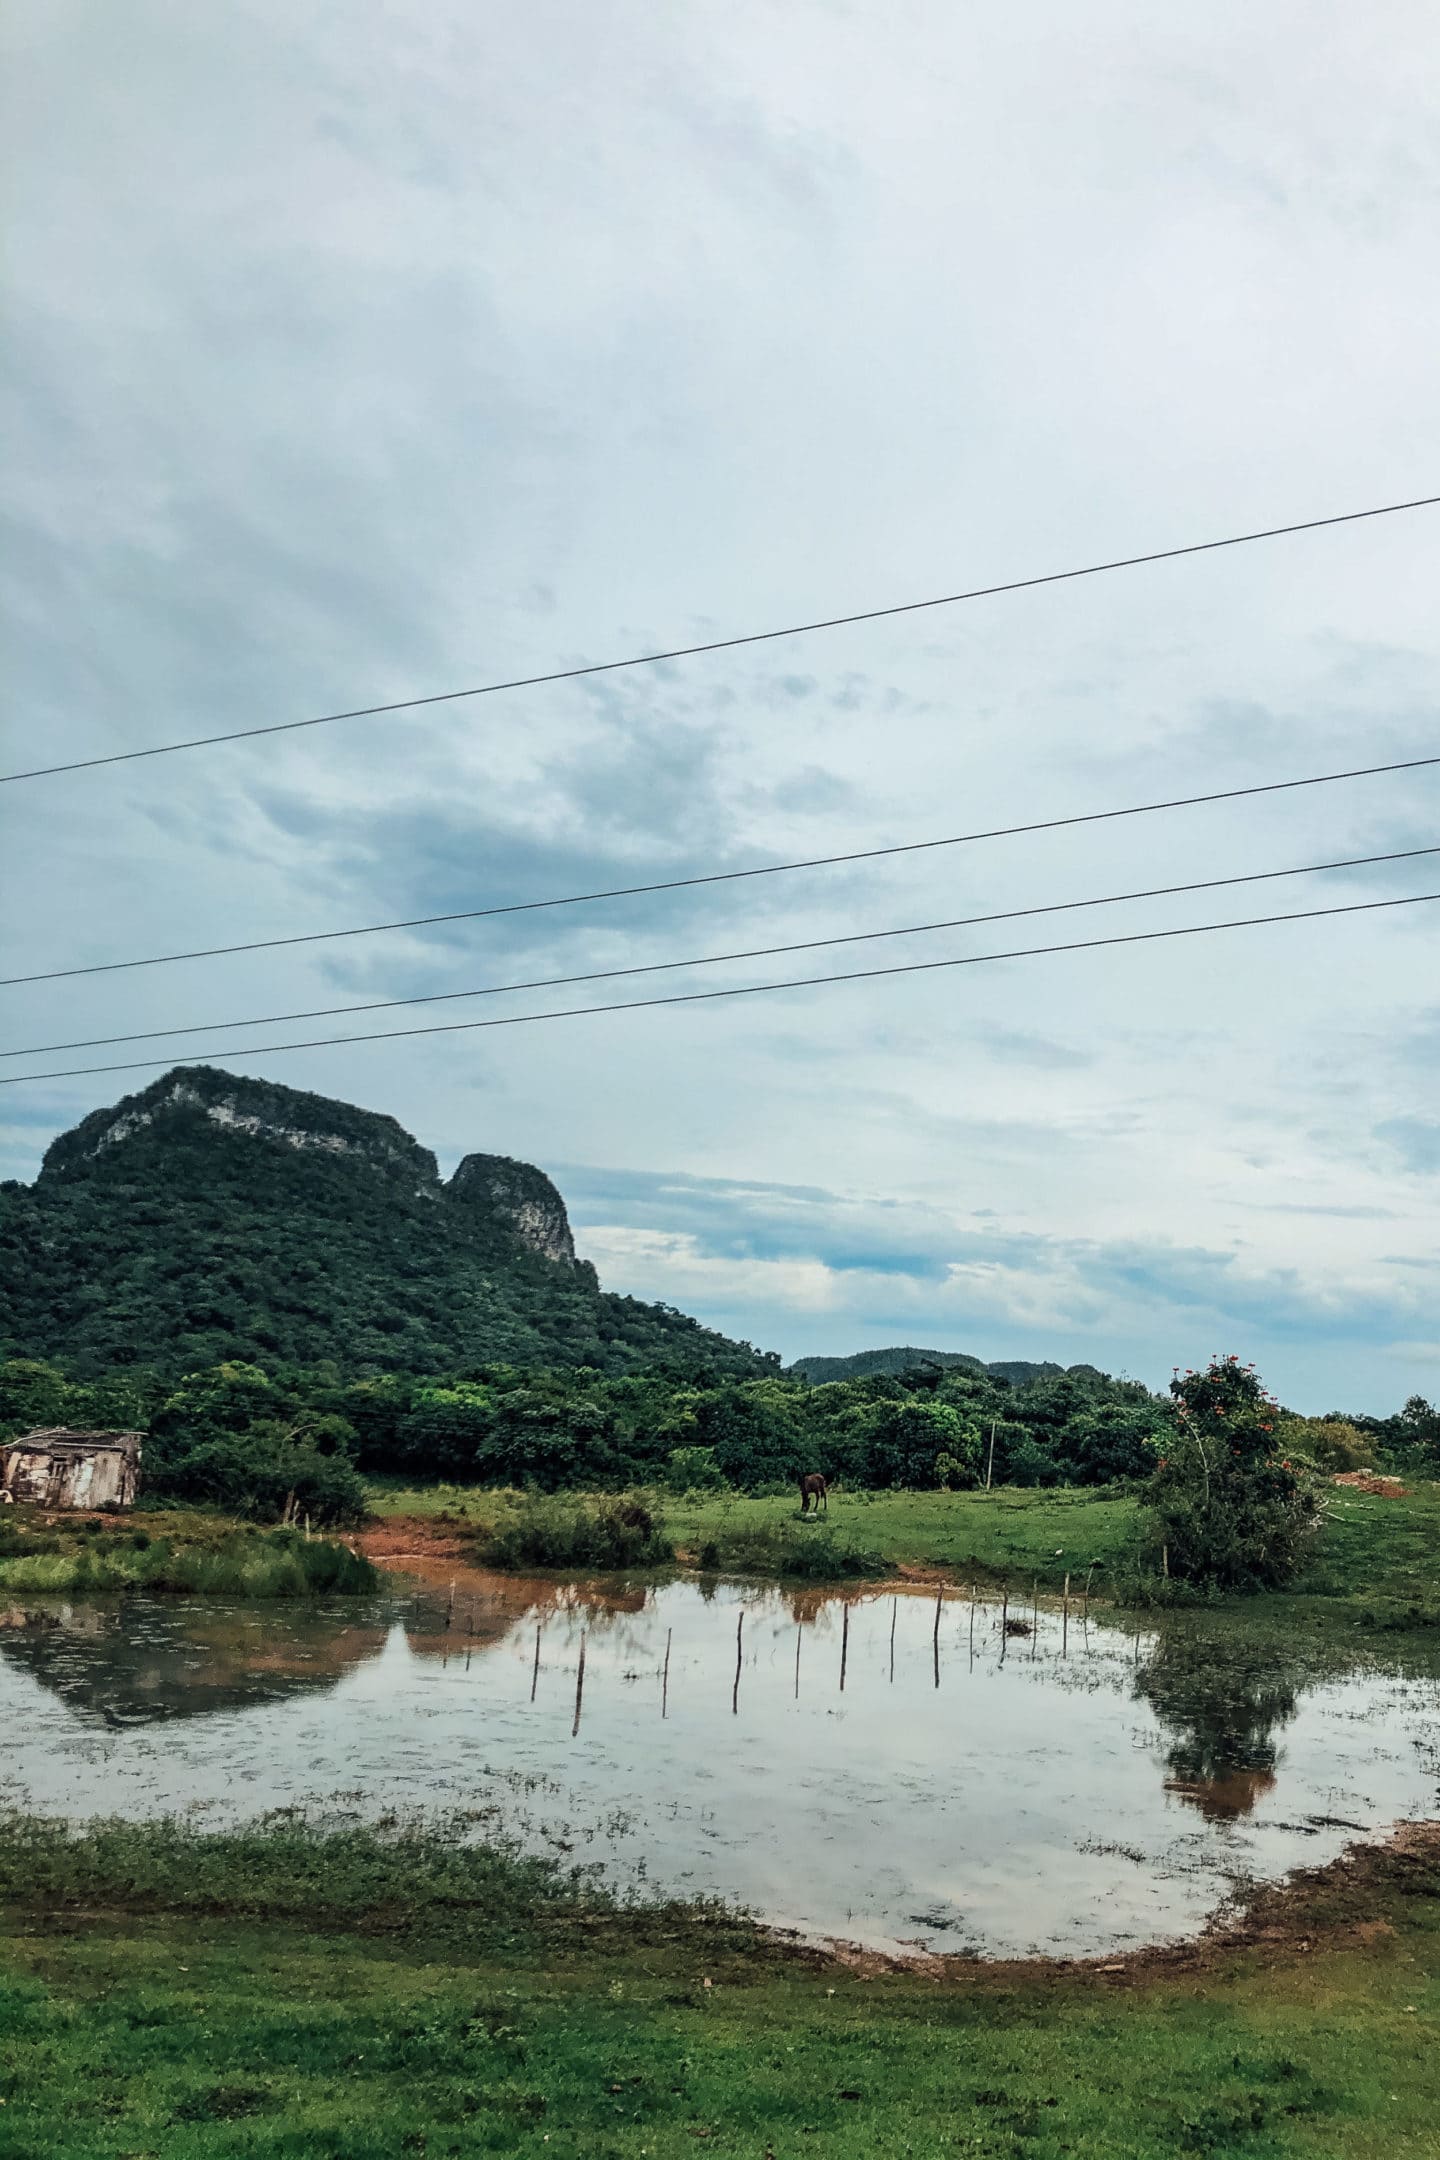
[572,1632,587,1737]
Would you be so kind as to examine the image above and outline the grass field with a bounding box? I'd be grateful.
[0,1509,377,1598]
[2,1815,1438,2159]
[366,1479,1440,1628]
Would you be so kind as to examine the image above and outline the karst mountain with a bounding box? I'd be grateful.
[0,1067,774,1381]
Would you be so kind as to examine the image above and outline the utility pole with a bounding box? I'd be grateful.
[985,1419,997,1491]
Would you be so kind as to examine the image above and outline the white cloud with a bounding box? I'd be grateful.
[2,0,1437,1410]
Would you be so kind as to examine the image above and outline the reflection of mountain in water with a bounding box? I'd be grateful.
[0,1601,394,1725]
[0,1574,662,1727]
[1136,1631,1299,1819]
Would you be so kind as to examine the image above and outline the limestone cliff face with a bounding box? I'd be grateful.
[41,1070,579,1266]
[43,1067,438,1188]
[447,1152,577,1265]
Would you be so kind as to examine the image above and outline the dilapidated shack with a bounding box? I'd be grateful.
[1,1429,143,1510]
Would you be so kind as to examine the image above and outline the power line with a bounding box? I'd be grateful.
[5,751,1435,988]
[7,844,1433,1060]
[4,889,1434,1087]
[5,492,1438,786]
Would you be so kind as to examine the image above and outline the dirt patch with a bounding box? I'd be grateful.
[357,1515,472,1565]
[1332,1472,1408,1496]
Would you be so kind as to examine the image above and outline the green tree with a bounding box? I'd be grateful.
[1144,1356,1317,1591]
[866,1399,979,1488]
[1395,1395,1440,1468]
[693,1383,799,1487]
[147,1363,365,1524]
[0,1357,70,1437]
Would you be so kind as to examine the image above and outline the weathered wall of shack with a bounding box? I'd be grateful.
[2,1438,142,1509]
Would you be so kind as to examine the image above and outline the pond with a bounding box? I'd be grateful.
[2,1573,1436,1958]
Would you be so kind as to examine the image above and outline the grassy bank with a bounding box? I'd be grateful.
[367,1480,1440,1626]
[0,1509,377,1598]
[1,1815,1438,2157]
[369,1481,1134,1587]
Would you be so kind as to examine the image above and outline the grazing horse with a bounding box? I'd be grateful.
[798,1472,828,1516]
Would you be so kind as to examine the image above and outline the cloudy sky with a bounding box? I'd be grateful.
[2,0,1437,1411]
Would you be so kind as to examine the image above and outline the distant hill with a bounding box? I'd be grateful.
[0,1067,775,1382]
[788,1346,1090,1388]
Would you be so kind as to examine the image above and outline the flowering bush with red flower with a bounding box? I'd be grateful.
[1142,1354,1319,1590]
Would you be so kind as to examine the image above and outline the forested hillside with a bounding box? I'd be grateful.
[790,1346,1082,1386]
[0,1067,774,1382]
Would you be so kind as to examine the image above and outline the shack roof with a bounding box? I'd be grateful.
[5,1428,144,1459]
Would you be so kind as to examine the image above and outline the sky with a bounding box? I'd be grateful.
[1,0,1437,1412]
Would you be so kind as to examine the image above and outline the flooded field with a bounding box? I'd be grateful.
[2,1573,1436,1957]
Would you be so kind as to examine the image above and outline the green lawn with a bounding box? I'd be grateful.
[2,1817,1438,2159]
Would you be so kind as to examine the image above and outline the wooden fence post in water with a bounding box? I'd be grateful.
[733,1609,745,1716]
[999,1585,1009,1661]
[531,1624,542,1703]
[572,1632,587,1737]
[1062,1573,1070,1658]
[662,1626,672,1719]
[889,1596,897,1684]
[445,1580,456,1631]
[1031,1579,1039,1658]
[932,1587,943,1688]
[839,1602,849,1694]
[794,1620,802,1701]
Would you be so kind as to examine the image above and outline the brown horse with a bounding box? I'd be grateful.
[797,1472,828,1516]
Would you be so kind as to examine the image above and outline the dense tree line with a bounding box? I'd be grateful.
[1,1351,1177,1521]
[4,1345,1432,1573]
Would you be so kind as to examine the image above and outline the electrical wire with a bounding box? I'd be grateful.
[5,492,1438,785]
[5,751,1435,988]
[6,843,1433,1060]
[4,888,1434,1087]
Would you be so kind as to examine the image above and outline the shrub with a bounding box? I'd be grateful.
[694,1520,886,1581]
[1001,1435,1063,1487]
[1143,1356,1319,1592]
[145,1431,367,1527]
[475,1492,673,1572]
[1276,1416,1371,1475]
[663,1445,728,1493]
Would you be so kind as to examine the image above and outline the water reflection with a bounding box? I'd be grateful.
[1,1577,1434,1958]
[0,1600,390,1725]
[1136,1633,1300,1820]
